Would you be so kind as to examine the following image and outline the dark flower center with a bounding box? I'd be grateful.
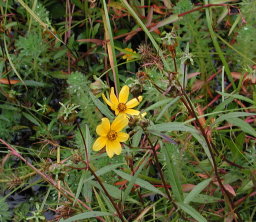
[107,130,118,141]
[118,103,127,112]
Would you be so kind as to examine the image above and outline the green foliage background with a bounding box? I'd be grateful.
[0,0,255,221]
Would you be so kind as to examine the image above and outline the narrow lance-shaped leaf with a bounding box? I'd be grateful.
[227,117,256,137]
[114,170,166,197]
[177,202,207,222]
[89,91,114,119]
[123,155,150,203]
[84,163,124,183]
[214,112,256,125]
[184,178,212,204]
[163,144,184,202]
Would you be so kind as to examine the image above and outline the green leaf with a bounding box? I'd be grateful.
[17,80,48,87]
[149,14,179,31]
[89,92,114,119]
[156,97,180,121]
[214,112,256,125]
[148,123,214,166]
[93,189,112,222]
[132,129,143,147]
[184,178,211,204]
[144,98,173,112]
[191,132,213,166]
[85,163,124,183]
[217,91,255,105]
[22,112,41,126]
[123,155,150,203]
[184,193,220,204]
[73,172,88,206]
[50,71,69,79]
[223,134,245,161]
[60,211,112,222]
[163,144,183,202]
[0,104,19,111]
[177,202,207,222]
[148,122,198,134]
[211,97,233,114]
[53,48,67,59]
[86,125,92,159]
[83,181,92,204]
[227,117,256,137]
[88,181,124,200]
[114,170,166,197]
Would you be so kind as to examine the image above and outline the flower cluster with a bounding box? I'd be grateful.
[92,85,143,158]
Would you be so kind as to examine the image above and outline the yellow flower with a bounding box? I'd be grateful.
[92,115,129,158]
[102,85,142,116]
[122,48,137,61]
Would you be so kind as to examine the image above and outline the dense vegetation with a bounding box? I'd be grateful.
[0,0,255,221]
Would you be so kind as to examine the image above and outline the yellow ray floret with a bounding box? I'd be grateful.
[92,115,129,158]
[102,85,142,116]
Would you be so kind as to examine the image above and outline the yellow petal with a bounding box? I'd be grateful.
[115,109,120,115]
[119,85,129,103]
[110,87,119,107]
[117,132,129,142]
[125,109,140,115]
[126,96,142,109]
[106,140,122,156]
[111,114,128,132]
[105,141,114,158]
[96,118,110,136]
[93,136,107,151]
[102,93,113,107]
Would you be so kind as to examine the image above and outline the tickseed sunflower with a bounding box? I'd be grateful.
[92,115,129,158]
[102,85,142,116]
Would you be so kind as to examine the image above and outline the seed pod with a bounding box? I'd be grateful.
[139,119,150,128]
